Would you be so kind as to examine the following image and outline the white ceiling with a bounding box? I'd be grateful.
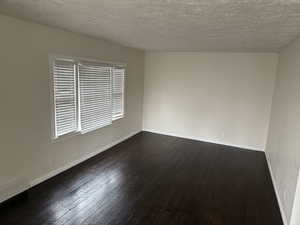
[1,0,300,52]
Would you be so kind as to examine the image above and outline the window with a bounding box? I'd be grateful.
[112,67,125,120]
[51,57,125,139]
[53,59,77,137]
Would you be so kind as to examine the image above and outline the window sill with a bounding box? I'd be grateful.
[51,131,81,143]
[51,115,124,143]
[112,115,124,121]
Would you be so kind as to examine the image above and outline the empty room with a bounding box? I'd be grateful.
[1,1,300,225]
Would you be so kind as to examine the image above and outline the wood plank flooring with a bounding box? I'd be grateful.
[0,131,283,225]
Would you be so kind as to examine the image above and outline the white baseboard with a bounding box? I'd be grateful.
[266,153,288,225]
[143,129,263,152]
[0,130,141,204]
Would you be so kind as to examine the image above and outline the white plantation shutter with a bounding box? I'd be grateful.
[112,67,125,119]
[51,56,126,139]
[79,62,112,133]
[53,59,77,137]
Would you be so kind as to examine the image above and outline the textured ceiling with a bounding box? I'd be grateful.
[1,0,300,52]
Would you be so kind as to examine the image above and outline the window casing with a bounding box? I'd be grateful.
[112,67,125,120]
[51,56,125,139]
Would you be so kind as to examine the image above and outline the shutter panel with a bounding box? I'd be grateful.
[112,68,125,119]
[79,62,112,133]
[53,59,77,137]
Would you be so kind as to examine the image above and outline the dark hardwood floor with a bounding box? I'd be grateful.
[0,131,283,225]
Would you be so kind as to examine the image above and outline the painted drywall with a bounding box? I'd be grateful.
[143,52,278,151]
[0,14,144,202]
[266,36,300,225]
[2,0,300,52]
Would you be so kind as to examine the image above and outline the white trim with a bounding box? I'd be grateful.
[49,56,56,141]
[112,67,126,120]
[112,115,124,121]
[49,54,126,67]
[143,129,263,152]
[0,130,141,204]
[266,153,288,225]
[75,61,81,133]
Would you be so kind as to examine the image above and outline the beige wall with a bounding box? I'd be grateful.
[0,14,144,202]
[143,52,278,151]
[266,36,300,225]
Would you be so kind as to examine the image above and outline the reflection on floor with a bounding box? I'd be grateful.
[0,131,283,225]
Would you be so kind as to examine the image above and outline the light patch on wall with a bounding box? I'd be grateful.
[290,169,300,225]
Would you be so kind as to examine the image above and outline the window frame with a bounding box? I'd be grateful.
[112,67,126,121]
[49,54,126,142]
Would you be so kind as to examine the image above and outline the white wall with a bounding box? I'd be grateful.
[143,52,278,151]
[0,14,144,202]
[266,36,300,225]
